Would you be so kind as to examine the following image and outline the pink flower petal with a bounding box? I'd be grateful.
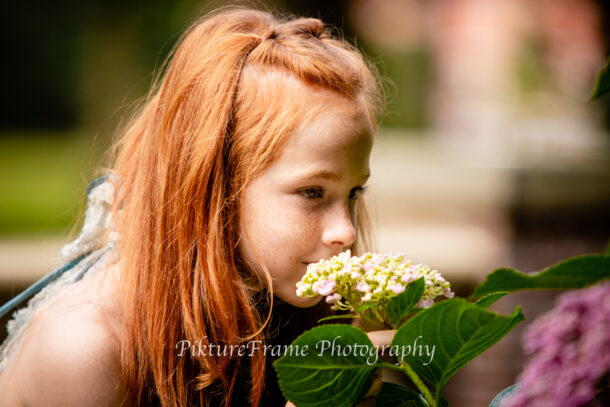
[317,280,336,296]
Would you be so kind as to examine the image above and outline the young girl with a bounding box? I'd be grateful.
[0,6,388,406]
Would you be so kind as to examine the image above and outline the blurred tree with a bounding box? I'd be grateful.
[0,0,207,132]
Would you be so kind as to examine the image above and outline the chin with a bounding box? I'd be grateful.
[281,294,324,308]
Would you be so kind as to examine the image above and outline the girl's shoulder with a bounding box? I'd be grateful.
[0,265,132,406]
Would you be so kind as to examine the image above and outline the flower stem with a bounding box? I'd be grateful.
[380,362,436,406]
[370,307,386,325]
[401,362,436,407]
[360,313,385,330]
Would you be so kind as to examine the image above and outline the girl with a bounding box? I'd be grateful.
[0,6,388,406]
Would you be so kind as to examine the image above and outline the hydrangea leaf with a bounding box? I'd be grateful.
[591,56,610,100]
[473,292,508,308]
[273,324,379,407]
[387,277,425,326]
[375,382,427,407]
[471,254,610,300]
[391,298,524,397]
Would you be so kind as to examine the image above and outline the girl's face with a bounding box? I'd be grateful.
[238,87,374,308]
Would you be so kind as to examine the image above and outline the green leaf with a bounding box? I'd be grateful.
[391,298,524,397]
[471,254,610,300]
[387,277,426,327]
[273,324,379,407]
[591,56,610,100]
[604,240,610,256]
[473,292,508,308]
[317,314,360,323]
[375,382,427,407]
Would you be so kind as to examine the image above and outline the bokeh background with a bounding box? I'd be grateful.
[1,0,609,405]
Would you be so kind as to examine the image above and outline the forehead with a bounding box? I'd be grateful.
[270,94,373,181]
[239,66,374,180]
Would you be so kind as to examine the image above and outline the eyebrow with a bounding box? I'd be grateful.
[297,170,371,182]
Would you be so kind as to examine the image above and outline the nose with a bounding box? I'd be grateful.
[321,203,357,250]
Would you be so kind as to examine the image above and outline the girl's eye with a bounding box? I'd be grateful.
[349,185,368,200]
[299,187,325,200]
[298,185,368,201]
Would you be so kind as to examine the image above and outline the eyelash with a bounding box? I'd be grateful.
[299,186,368,201]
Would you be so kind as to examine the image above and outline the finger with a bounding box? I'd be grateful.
[362,368,383,398]
[354,396,376,407]
[366,329,396,347]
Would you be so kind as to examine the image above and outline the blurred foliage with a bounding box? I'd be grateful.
[515,38,548,97]
[0,131,104,235]
[0,0,210,234]
[1,0,207,131]
[1,1,85,129]
[377,50,432,128]
[591,56,610,99]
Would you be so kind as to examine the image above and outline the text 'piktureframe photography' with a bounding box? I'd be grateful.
[176,335,436,366]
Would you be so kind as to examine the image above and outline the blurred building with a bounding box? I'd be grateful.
[349,0,609,405]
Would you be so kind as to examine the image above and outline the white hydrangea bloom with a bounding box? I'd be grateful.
[296,250,454,323]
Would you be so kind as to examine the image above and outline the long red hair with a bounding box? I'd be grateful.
[108,6,383,406]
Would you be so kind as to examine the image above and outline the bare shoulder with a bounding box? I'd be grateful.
[0,273,132,406]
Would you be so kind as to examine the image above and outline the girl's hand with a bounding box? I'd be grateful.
[366,329,396,350]
[285,330,396,407]
[354,330,396,405]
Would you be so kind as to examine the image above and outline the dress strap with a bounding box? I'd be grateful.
[0,175,112,319]
[0,252,90,319]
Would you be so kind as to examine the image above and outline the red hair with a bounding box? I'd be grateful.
[108,6,383,406]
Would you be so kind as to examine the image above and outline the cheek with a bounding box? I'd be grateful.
[241,197,320,266]
[253,195,317,234]
[279,206,323,254]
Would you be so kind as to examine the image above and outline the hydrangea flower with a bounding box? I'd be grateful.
[505,281,610,407]
[296,250,454,328]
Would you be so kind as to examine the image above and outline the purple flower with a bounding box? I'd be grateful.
[505,281,610,407]
[389,283,406,295]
